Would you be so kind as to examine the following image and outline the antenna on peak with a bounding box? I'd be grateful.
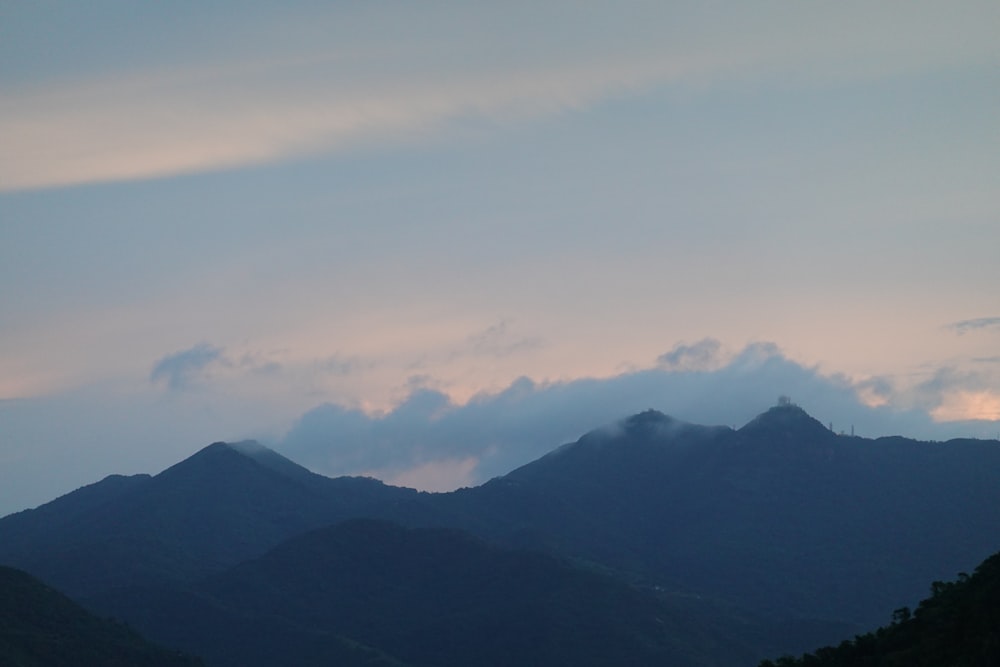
[777,395,793,407]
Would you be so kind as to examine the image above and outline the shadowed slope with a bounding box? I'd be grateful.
[94,519,760,667]
[0,566,202,667]
[3,405,1000,665]
[435,404,1000,651]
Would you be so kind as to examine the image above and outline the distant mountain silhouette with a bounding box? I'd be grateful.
[0,565,201,667]
[93,519,760,667]
[432,403,1000,650]
[2,403,999,665]
[0,441,420,597]
[738,401,836,442]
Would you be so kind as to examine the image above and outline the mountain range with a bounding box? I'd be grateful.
[2,403,999,666]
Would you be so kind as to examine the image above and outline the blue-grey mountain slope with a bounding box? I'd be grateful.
[0,441,421,597]
[428,404,1000,651]
[93,519,763,667]
[2,403,999,665]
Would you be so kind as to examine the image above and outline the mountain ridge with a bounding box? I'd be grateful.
[439,403,1000,633]
[0,437,421,597]
[92,519,766,667]
[2,403,999,665]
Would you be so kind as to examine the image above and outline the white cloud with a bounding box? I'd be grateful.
[374,457,480,493]
[3,339,998,516]
[278,342,1000,491]
[932,390,1000,422]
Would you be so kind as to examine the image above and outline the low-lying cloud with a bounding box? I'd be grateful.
[4,339,998,516]
[278,340,1000,491]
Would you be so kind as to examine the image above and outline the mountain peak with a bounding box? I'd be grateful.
[224,440,269,456]
[622,409,676,432]
[181,440,320,485]
[738,402,833,442]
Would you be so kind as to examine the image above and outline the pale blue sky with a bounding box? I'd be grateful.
[2,1,999,515]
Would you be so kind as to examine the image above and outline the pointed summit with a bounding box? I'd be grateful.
[222,440,320,483]
[738,400,833,443]
[0,439,417,597]
[154,440,322,490]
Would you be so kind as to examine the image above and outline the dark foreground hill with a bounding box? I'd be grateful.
[91,519,758,667]
[0,565,202,667]
[761,547,1000,666]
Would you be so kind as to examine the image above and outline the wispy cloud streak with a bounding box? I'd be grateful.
[5,2,998,192]
[657,338,723,372]
[949,317,1000,335]
[0,52,690,192]
[150,343,227,391]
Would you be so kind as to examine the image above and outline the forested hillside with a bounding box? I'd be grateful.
[761,550,1000,666]
[0,566,202,667]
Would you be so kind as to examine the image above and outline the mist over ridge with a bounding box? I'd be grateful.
[4,398,1000,666]
[277,340,998,491]
[3,4,999,664]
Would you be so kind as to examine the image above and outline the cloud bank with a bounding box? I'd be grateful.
[278,340,1000,492]
[3,339,998,515]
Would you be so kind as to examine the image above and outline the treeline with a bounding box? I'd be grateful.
[760,550,1000,667]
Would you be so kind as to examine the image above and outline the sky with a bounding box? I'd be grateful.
[2,1,999,516]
